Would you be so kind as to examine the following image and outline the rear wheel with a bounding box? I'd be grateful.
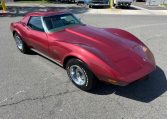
[66,58,97,91]
[14,33,30,54]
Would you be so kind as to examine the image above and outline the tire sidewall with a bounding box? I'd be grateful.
[14,33,27,53]
[66,59,95,91]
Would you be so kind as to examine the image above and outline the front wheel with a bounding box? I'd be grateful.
[66,58,97,91]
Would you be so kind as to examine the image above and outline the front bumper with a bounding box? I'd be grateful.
[105,63,156,86]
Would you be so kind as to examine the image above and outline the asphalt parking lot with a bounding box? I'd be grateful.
[0,14,167,119]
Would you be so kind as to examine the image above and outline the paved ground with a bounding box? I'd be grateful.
[0,14,167,119]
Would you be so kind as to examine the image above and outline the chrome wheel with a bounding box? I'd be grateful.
[15,34,23,50]
[66,59,97,91]
[69,65,87,86]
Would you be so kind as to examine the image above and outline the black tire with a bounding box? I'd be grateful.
[115,5,118,8]
[66,58,97,91]
[14,32,30,54]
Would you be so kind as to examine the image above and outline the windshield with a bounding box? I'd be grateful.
[43,14,82,32]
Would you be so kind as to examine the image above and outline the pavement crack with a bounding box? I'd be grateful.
[0,96,42,108]
[0,89,79,108]
[40,84,45,119]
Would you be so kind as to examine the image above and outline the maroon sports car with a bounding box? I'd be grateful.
[10,11,156,91]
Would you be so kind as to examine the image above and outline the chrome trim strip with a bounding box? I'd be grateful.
[31,48,63,67]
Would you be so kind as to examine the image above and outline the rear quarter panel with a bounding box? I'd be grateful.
[10,15,30,40]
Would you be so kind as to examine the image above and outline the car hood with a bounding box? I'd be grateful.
[64,25,142,59]
[50,25,155,77]
[64,25,139,52]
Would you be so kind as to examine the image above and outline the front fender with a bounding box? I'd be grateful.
[62,43,118,82]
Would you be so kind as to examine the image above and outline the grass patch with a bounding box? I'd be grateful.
[160,4,167,7]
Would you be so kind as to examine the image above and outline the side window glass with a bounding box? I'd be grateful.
[27,16,44,32]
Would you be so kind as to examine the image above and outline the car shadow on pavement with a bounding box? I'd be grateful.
[116,6,139,10]
[90,66,167,103]
[0,6,89,17]
[89,5,139,10]
[29,50,64,68]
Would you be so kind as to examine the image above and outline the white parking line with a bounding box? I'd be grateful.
[131,5,149,10]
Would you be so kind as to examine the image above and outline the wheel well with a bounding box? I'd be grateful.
[63,56,79,69]
[13,31,16,36]
[63,56,99,81]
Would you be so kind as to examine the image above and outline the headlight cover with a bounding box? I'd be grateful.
[133,45,155,65]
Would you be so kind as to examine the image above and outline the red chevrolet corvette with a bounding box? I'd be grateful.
[10,11,156,91]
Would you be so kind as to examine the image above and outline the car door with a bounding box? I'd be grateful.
[27,16,49,55]
[42,14,72,62]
